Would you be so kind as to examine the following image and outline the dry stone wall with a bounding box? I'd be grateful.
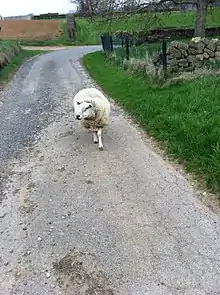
[167,37,220,72]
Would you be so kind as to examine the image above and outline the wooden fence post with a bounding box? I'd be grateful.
[161,40,167,74]
[121,36,124,48]
[125,36,130,60]
[100,35,105,52]
[110,35,113,52]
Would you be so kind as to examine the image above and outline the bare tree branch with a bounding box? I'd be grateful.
[72,0,219,37]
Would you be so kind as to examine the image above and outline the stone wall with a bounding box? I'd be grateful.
[167,37,220,72]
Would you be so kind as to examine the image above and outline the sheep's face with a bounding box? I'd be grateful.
[74,101,95,120]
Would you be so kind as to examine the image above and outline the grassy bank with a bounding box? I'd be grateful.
[83,51,220,194]
[0,40,20,56]
[0,49,45,83]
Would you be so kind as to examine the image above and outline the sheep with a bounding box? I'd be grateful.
[73,87,111,150]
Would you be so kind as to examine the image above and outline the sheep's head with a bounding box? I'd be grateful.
[74,100,96,120]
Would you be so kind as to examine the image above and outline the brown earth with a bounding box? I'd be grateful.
[0,20,62,40]
[21,46,75,51]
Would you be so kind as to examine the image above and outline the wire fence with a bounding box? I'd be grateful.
[100,33,169,72]
[100,33,220,75]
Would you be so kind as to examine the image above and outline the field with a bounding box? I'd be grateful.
[81,7,220,36]
[0,20,63,41]
[74,7,220,45]
[1,8,220,46]
[65,8,220,45]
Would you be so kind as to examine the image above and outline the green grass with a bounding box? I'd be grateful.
[19,8,220,46]
[113,41,172,65]
[113,37,219,68]
[83,51,220,194]
[156,7,220,28]
[0,49,46,83]
[75,7,220,38]
[0,40,19,54]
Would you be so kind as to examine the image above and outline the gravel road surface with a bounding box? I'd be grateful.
[0,46,220,295]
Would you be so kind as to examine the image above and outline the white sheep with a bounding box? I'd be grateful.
[73,87,111,150]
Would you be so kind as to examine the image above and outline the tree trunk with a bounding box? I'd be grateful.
[194,0,208,37]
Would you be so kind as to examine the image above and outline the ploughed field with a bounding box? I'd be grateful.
[0,20,62,40]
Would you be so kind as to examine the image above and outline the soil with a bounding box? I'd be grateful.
[0,20,62,41]
[21,46,75,51]
[53,249,116,295]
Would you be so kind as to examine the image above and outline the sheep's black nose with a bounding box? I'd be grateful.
[76,115,81,120]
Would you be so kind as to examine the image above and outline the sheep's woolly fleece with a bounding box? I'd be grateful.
[73,87,111,131]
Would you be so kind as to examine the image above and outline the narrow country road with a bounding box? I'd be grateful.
[0,46,220,295]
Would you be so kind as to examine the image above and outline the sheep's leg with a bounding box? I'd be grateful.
[97,128,104,150]
[93,131,98,144]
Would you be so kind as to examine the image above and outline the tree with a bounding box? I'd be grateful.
[118,0,218,37]
[71,0,218,37]
[194,0,209,36]
[154,0,216,37]
[70,0,114,16]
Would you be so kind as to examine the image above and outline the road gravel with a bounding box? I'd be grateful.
[0,46,220,295]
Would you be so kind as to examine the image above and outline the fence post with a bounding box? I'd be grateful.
[110,35,113,52]
[161,39,167,74]
[100,35,105,52]
[125,36,130,60]
[101,33,113,54]
[106,34,111,53]
[121,36,124,48]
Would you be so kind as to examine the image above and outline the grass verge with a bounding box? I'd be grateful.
[0,49,46,84]
[83,51,220,194]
